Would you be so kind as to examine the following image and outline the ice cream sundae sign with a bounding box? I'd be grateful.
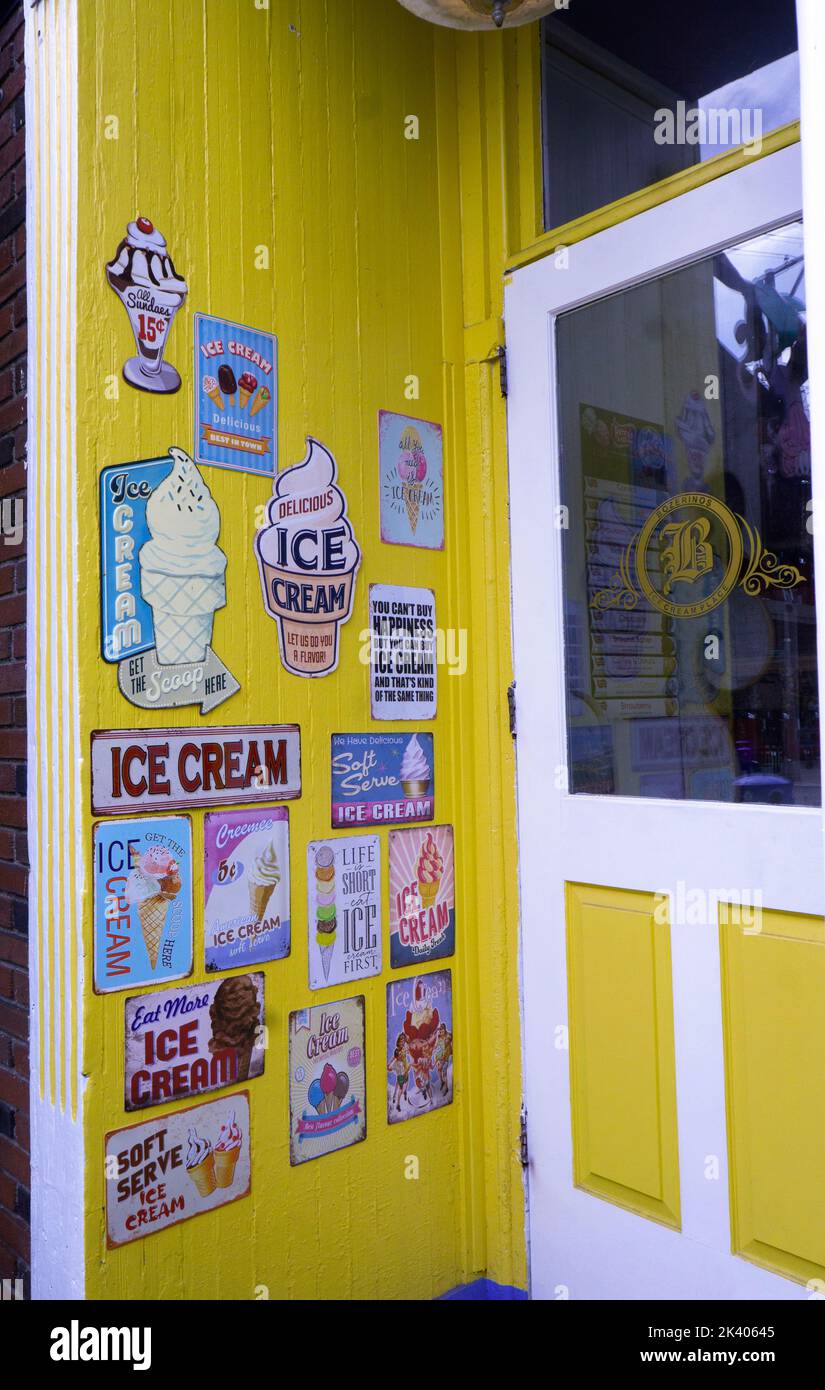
[255,438,361,677]
[389,824,455,967]
[331,732,434,828]
[93,816,194,993]
[105,1092,251,1247]
[307,836,381,990]
[124,973,265,1111]
[204,808,291,971]
[288,997,366,1165]
[387,971,453,1125]
[194,313,277,476]
[99,448,239,713]
[106,217,187,394]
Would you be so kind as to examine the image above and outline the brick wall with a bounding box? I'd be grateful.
[0,0,28,1297]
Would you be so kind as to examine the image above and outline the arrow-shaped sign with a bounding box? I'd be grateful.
[117,646,240,714]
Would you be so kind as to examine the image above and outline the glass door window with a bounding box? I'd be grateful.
[557,221,816,805]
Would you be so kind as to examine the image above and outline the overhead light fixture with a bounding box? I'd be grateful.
[396,0,561,30]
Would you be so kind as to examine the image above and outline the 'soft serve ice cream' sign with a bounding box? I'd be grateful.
[255,438,361,676]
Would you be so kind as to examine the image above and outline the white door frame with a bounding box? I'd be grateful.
[506,143,822,1300]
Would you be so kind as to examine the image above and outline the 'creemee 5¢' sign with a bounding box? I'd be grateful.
[91,726,301,815]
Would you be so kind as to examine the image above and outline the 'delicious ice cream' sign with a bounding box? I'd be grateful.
[254,438,361,676]
[124,974,265,1111]
[99,448,239,713]
[105,217,187,394]
[105,1092,251,1246]
[194,313,277,476]
[204,808,291,971]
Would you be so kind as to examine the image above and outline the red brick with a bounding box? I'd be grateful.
[0,864,25,896]
[0,1065,26,1109]
[0,325,24,369]
[0,63,25,118]
[0,963,10,994]
[0,1136,28,1184]
[13,1110,27,1151]
[0,730,23,759]
[0,594,24,626]
[0,1001,24,1041]
[0,1207,29,1260]
[11,628,23,659]
[0,798,24,830]
[0,255,23,307]
[14,221,24,258]
[0,663,24,695]
[0,1171,14,1211]
[10,969,26,1007]
[13,832,27,866]
[11,1039,27,1079]
[0,932,26,968]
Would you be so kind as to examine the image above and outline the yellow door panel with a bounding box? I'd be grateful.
[720,905,825,1285]
[567,882,681,1229]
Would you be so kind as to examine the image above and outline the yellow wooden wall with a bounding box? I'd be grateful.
[72,0,532,1299]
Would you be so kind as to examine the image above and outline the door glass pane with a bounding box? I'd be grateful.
[558,221,818,805]
[542,0,799,232]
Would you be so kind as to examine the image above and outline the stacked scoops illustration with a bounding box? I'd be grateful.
[417,832,443,909]
[214,1111,243,1188]
[126,846,181,970]
[308,1063,350,1115]
[403,978,440,1101]
[208,975,262,1083]
[186,1128,216,1197]
[314,846,336,981]
[247,840,280,925]
[400,734,431,797]
[397,425,428,534]
[139,447,228,666]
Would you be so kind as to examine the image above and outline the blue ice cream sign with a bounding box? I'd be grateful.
[194,313,277,476]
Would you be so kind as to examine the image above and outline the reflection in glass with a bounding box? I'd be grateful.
[558,222,817,806]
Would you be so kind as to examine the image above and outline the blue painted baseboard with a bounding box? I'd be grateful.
[439,1278,528,1300]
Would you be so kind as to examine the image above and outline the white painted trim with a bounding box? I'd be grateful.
[25,0,85,1300]
[506,145,815,1299]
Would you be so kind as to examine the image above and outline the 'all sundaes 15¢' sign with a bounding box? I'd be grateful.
[254,438,361,677]
[99,447,239,713]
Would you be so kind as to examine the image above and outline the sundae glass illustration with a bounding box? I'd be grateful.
[139,447,227,665]
[254,437,361,676]
[106,217,188,394]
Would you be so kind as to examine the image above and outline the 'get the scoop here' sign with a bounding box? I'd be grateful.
[91,726,301,815]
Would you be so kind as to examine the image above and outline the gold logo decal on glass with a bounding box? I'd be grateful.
[591,492,803,619]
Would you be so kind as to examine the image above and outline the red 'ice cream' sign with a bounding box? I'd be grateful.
[91,726,301,814]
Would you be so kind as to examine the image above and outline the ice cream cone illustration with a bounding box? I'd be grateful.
[105,217,187,394]
[249,385,270,418]
[186,1128,216,1197]
[254,438,361,677]
[209,975,262,1084]
[203,375,224,411]
[314,846,337,982]
[400,734,431,797]
[126,845,182,971]
[139,447,228,666]
[214,1111,242,1188]
[398,425,428,535]
[247,840,279,923]
[417,832,443,910]
[238,372,258,410]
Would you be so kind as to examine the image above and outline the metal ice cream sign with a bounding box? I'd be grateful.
[100,447,240,712]
[254,438,361,676]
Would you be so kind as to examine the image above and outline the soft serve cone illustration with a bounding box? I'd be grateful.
[105,217,188,393]
[139,447,228,666]
[254,438,361,676]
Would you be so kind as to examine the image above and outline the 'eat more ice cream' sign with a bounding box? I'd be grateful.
[255,438,361,677]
